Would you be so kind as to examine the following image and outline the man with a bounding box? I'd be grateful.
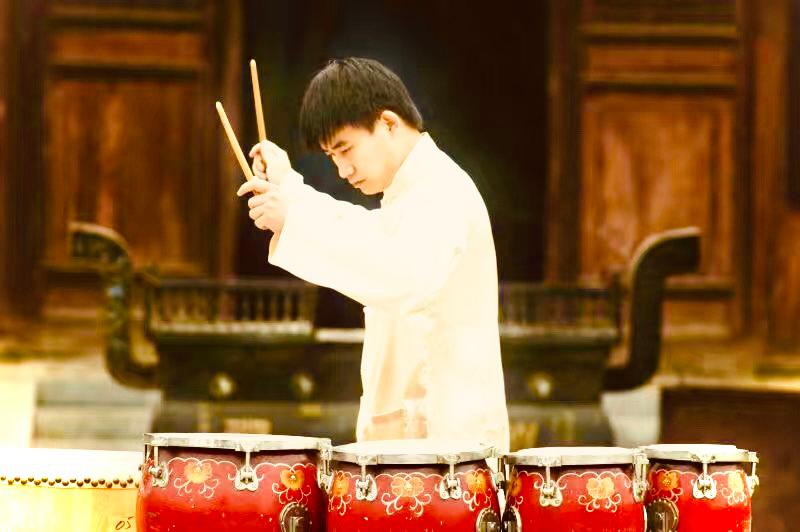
[237,57,509,451]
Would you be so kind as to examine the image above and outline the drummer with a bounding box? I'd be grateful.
[238,57,510,452]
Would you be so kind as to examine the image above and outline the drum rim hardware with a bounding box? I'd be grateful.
[144,432,330,453]
[504,446,639,467]
[641,444,759,501]
[437,454,463,500]
[354,456,378,502]
[536,456,565,508]
[692,457,718,500]
[330,441,495,465]
[640,444,756,465]
[316,446,333,493]
[746,453,759,496]
[633,452,649,503]
[233,449,259,491]
[145,445,169,489]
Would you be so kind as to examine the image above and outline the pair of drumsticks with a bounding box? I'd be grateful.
[216,59,268,183]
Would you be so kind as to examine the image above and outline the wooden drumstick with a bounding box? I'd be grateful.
[250,59,267,142]
[215,101,255,182]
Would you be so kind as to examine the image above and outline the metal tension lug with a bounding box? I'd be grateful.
[235,450,259,492]
[746,454,760,496]
[538,458,563,508]
[148,445,169,488]
[438,457,462,500]
[691,456,717,500]
[355,460,377,502]
[633,452,649,503]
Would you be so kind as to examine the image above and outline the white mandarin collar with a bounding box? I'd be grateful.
[381,132,436,205]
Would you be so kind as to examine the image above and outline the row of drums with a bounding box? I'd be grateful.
[0,433,758,531]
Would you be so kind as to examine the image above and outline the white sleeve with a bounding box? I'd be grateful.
[268,179,467,310]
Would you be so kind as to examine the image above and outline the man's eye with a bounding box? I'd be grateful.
[341,146,352,154]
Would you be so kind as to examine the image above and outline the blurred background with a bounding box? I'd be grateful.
[0,0,798,528]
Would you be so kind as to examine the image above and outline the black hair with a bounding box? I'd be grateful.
[299,57,424,150]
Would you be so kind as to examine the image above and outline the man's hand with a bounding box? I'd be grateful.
[237,178,287,233]
[249,140,294,185]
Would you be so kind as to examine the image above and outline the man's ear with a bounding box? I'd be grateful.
[379,110,401,132]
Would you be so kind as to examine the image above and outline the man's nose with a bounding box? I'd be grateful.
[337,162,354,179]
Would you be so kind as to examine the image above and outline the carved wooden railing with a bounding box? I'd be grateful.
[69,222,700,401]
[498,227,701,396]
[142,273,316,344]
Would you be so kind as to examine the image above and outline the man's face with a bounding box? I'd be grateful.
[321,121,396,195]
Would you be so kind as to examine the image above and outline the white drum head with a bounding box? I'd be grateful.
[0,448,141,487]
[641,444,756,463]
[505,446,639,467]
[144,433,330,452]
[331,438,494,465]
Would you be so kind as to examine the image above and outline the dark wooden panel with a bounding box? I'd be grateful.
[50,29,206,71]
[769,215,800,346]
[5,0,48,316]
[584,44,738,88]
[53,0,203,8]
[580,95,737,333]
[750,0,800,359]
[0,0,9,314]
[788,0,800,208]
[581,95,734,278]
[582,0,737,25]
[547,1,745,298]
[662,386,800,531]
[44,78,213,274]
[546,0,581,282]
[48,4,205,31]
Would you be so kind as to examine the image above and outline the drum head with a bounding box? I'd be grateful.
[0,448,141,486]
[144,433,330,452]
[331,438,494,465]
[504,446,638,467]
[641,444,756,463]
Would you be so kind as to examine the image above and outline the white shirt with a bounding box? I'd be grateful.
[269,133,510,451]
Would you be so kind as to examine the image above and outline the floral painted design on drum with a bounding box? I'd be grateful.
[380,473,433,517]
[578,475,622,512]
[280,468,305,491]
[172,459,220,499]
[511,470,544,506]
[719,471,748,506]
[271,464,315,505]
[185,461,213,484]
[328,471,353,516]
[648,469,684,503]
[462,469,494,512]
[505,470,523,499]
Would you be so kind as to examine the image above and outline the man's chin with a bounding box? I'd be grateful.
[356,184,381,196]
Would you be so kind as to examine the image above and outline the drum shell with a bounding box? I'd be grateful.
[505,463,645,532]
[645,460,752,532]
[137,446,326,532]
[326,459,500,532]
[0,482,137,531]
[0,448,140,532]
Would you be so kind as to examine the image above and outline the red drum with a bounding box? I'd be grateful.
[502,447,648,532]
[137,433,330,531]
[322,439,502,531]
[641,444,758,532]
